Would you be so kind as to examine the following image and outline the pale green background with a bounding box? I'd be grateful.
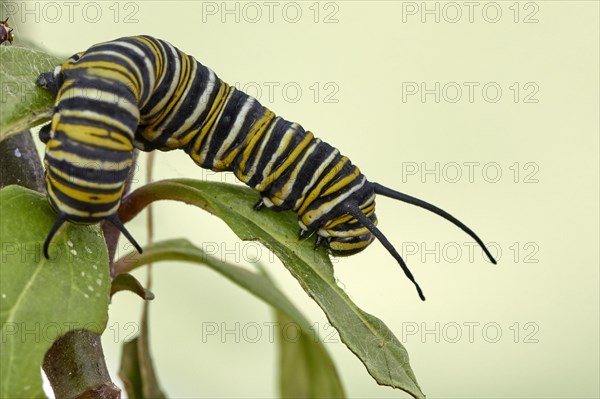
[5,1,599,397]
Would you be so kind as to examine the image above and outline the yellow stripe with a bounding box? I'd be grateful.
[63,60,141,101]
[60,109,134,139]
[59,123,133,151]
[56,79,75,100]
[271,141,318,206]
[323,213,355,229]
[189,82,232,161]
[164,129,198,149]
[137,38,173,124]
[235,113,277,182]
[327,224,371,238]
[329,239,372,253]
[46,146,133,172]
[47,184,120,218]
[297,157,349,214]
[147,49,191,128]
[59,86,140,119]
[51,112,61,132]
[256,131,314,192]
[135,36,163,82]
[300,177,366,227]
[321,166,361,197]
[323,201,375,230]
[221,109,276,169]
[48,164,124,190]
[48,173,125,204]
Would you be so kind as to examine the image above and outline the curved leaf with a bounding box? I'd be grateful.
[110,273,155,301]
[0,46,62,142]
[276,311,345,398]
[0,185,110,398]
[114,238,345,398]
[117,179,425,398]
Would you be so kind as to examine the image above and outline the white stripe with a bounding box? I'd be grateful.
[109,40,157,94]
[292,149,339,209]
[47,149,133,172]
[171,67,218,140]
[48,165,125,190]
[301,176,366,226]
[59,109,135,139]
[257,122,299,185]
[211,95,255,168]
[59,87,140,120]
[142,42,180,127]
[271,140,320,205]
[245,117,278,182]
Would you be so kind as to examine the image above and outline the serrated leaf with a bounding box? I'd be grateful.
[0,46,62,142]
[0,185,110,398]
[117,179,424,398]
[114,238,345,398]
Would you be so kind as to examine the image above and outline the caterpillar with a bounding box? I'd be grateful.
[36,35,496,300]
[0,17,14,45]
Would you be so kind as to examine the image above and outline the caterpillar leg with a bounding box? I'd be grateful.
[253,199,265,211]
[36,71,61,96]
[314,235,325,249]
[38,123,52,143]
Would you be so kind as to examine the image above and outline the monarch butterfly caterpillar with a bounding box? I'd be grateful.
[36,35,496,300]
[0,17,14,45]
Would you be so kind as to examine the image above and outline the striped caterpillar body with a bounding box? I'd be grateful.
[36,35,496,300]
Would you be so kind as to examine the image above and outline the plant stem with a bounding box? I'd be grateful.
[0,129,45,192]
[42,330,121,399]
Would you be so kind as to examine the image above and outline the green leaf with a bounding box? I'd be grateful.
[114,238,345,398]
[0,46,62,142]
[118,301,166,399]
[117,179,425,398]
[114,239,312,326]
[119,339,145,399]
[110,273,155,301]
[276,311,346,399]
[0,185,110,398]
